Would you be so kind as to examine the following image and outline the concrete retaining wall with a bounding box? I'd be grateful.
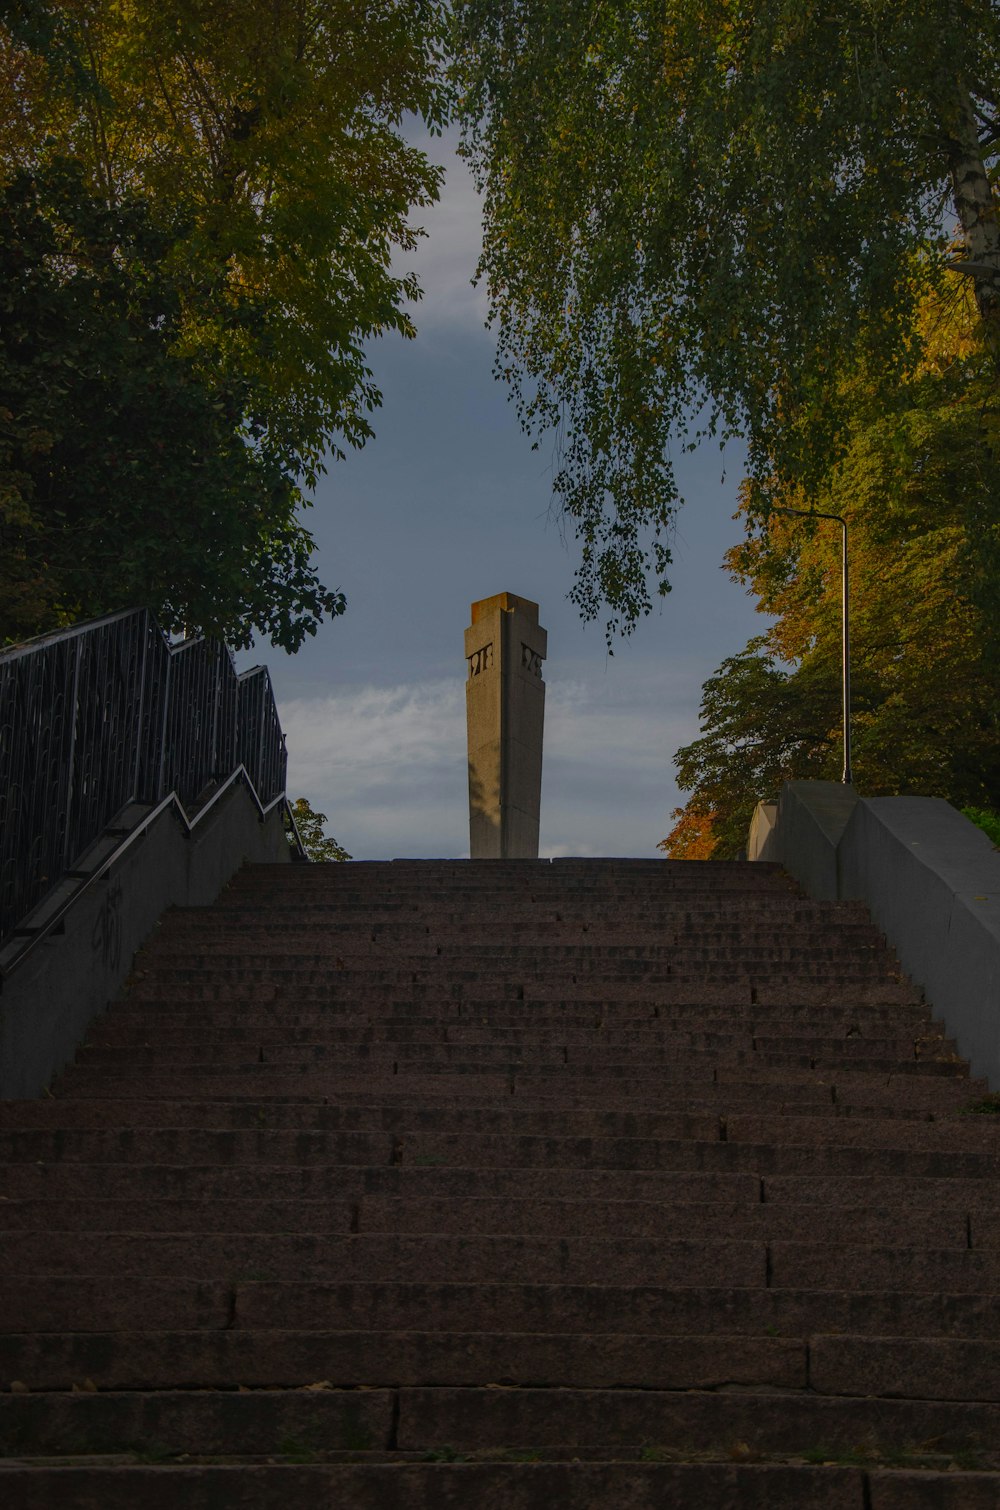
[752,781,1000,1087]
[0,783,291,1100]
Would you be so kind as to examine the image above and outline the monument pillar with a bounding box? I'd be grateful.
[465,593,547,859]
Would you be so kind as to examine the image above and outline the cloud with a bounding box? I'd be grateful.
[280,681,467,858]
[280,672,696,861]
[395,130,489,333]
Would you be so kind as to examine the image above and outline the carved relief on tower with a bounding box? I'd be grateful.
[521,643,543,678]
[468,642,494,678]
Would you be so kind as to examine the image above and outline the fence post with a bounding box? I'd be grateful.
[209,643,221,781]
[156,646,173,802]
[131,612,150,801]
[61,637,83,870]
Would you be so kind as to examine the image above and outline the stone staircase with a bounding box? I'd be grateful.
[2,857,999,1507]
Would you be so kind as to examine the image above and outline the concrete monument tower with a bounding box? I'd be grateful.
[465,593,547,858]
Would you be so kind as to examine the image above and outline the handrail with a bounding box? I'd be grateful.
[0,608,144,663]
[0,609,298,955]
[0,777,299,981]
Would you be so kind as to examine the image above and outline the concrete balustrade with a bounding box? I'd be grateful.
[0,784,290,1100]
[750,781,1000,1086]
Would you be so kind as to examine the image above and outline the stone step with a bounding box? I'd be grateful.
[122,980,924,1007]
[5,1126,999,1175]
[0,1460,900,1510]
[48,1061,975,1102]
[217,892,811,912]
[231,1279,1000,1339]
[0,1385,394,1456]
[0,1096,823,1133]
[0,1231,769,1285]
[106,998,935,1029]
[5,1277,999,1338]
[140,940,896,965]
[43,1062,974,1099]
[233,858,787,880]
[0,1164,761,1203]
[5,1228,1000,1290]
[397,1383,1000,1461]
[155,928,891,955]
[70,1033,945,1067]
[1,1383,994,1462]
[85,1006,942,1040]
[0,1196,976,1247]
[208,907,874,931]
[135,954,918,978]
[5,1329,1000,1401]
[59,1043,961,1076]
[15,1099,981,1140]
[8,1161,1000,1207]
[0,1328,809,1392]
[2,1093,973,1135]
[4,853,993,1496]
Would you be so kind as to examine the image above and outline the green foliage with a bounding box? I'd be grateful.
[960,1092,1000,1114]
[0,160,344,647]
[667,289,1000,857]
[278,1436,319,1464]
[961,806,1000,846]
[454,0,1000,638]
[0,1,449,646]
[290,797,351,863]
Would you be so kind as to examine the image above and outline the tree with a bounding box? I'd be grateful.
[453,0,1000,638]
[0,1,448,646]
[664,286,1000,857]
[659,803,717,861]
[289,797,351,862]
[0,161,344,646]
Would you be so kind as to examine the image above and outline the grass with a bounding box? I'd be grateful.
[278,1436,319,1464]
[339,1417,375,1452]
[961,806,1000,847]
[131,1442,177,1464]
[959,1092,1000,1115]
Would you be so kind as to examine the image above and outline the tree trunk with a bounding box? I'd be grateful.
[946,80,1000,351]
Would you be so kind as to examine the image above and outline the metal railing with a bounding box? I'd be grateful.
[0,608,292,949]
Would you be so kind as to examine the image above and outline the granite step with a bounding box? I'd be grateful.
[3,855,994,1497]
[5,1329,999,1401]
[0,1231,769,1285]
[67,1034,949,1067]
[0,1196,975,1246]
[0,1460,888,1510]
[119,980,923,1006]
[0,1328,810,1392]
[56,1054,966,1094]
[3,1091,975,1134]
[72,1035,942,1070]
[83,1007,942,1041]
[1,1383,995,1461]
[5,1278,1000,1338]
[6,1126,1000,1175]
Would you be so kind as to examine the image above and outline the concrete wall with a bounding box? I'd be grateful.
[755,781,860,900]
[752,781,1000,1086]
[0,783,291,1100]
[747,800,778,863]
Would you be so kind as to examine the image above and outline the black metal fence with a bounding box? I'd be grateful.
[0,609,289,946]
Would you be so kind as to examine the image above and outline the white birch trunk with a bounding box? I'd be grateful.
[947,81,1000,341]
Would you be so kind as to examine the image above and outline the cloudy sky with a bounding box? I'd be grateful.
[248,131,767,861]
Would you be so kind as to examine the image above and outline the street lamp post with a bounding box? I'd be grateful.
[770,507,852,786]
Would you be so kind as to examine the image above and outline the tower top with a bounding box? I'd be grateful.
[470,592,539,625]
